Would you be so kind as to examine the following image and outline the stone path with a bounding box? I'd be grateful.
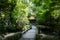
[20,25,38,40]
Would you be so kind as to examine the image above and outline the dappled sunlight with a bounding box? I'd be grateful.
[29,16,35,20]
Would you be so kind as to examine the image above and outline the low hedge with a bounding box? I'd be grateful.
[3,32,22,40]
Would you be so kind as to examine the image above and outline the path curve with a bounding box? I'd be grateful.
[20,25,38,40]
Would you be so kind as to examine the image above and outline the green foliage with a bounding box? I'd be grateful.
[0,0,16,33]
[0,0,30,33]
[29,24,32,29]
[0,0,60,37]
[31,0,60,33]
[6,24,18,32]
[36,13,46,24]
[11,0,29,31]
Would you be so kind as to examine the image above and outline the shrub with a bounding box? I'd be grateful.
[29,24,32,29]
[6,24,18,32]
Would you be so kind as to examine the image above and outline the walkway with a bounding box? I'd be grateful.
[20,25,38,40]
